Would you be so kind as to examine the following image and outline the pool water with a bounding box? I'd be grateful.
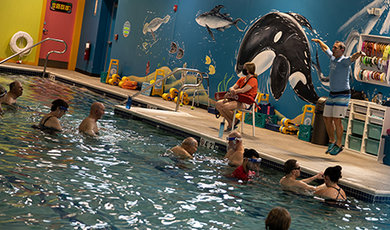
[0,73,389,229]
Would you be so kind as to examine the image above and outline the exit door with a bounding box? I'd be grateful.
[39,0,78,69]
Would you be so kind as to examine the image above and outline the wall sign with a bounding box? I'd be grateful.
[50,0,72,14]
[123,21,130,38]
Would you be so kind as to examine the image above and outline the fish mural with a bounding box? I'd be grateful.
[195,5,245,40]
[143,15,170,41]
[236,12,319,104]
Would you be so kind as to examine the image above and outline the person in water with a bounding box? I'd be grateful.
[170,137,198,159]
[36,99,69,132]
[280,159,324,195]
[3,80,23,105]
[224,130,244,167]
[314,165,346,201]
[265,206,291,230]
[232,148,261,181]
[79,102,105,136]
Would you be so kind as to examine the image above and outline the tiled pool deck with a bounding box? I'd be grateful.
[2,63,390,203]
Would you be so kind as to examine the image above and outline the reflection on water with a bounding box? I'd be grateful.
[0,74,389,229]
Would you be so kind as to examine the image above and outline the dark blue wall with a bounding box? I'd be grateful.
[78,0,390,118]
[76,0,115,75]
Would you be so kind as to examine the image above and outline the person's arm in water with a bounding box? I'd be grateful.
[312,39,329,52]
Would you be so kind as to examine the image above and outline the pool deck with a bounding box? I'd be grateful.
[2,63,390,202]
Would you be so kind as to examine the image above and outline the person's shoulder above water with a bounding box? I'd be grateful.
[2,80,23,105]
[224,130,244,167]
[232,148,261,181]
[170,137,198,159]
[280,159,324,195]
[314,165,346,201]
[35,99,69,132]
[79,102,105,136]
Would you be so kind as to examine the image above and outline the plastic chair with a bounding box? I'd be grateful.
[231,93,259,136]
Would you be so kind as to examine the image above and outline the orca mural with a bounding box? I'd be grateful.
[236,12,319,104]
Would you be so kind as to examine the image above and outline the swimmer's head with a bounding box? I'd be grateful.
[227,131,242,145]
[324,165,342,183]
[51,99,69,112]
[284,159,298,175]
[243,148,261,174]
[182,137,198,155]
[90,102,105,119]
[9,80,23,97]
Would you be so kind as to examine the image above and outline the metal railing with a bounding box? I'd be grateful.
[125,68,205,112]
[0,38,67,77]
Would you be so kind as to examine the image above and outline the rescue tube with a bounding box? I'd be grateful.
[10,31,33,56]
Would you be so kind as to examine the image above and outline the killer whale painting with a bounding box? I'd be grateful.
[236,12,319,104]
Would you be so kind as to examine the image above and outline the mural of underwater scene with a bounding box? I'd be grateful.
[108,0,390,118]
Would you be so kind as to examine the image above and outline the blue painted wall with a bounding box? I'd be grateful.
[76,0,115,75]
[78,0,390,118]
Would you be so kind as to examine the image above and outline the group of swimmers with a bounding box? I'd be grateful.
[0,80,105,136]
[171,129,346,203]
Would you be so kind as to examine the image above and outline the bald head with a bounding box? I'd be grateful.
[181,137,198,155]
[90,102,105,119]
[228,130,242,139]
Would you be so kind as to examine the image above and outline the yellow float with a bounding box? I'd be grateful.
[170,88,178,98]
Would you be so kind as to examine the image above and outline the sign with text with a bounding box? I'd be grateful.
[50,0,72,14]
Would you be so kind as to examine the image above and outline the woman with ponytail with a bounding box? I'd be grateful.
[314,165,346,201]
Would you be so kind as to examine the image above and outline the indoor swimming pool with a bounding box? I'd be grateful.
[0,73,389,229]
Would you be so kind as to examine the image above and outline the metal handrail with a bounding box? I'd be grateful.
[129,68,204,99]
[123,68,206,112]
[0,38,67,77]
[175,72,205,112]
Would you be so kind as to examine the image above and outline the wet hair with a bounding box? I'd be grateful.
[243,62,257,77]
[335,41,346,52]
[324,165,342,183]
[0,85,6,98]
[265,207,291,230]
[244,148,260,158]
[50,99,69,111]
[284,159,297,174]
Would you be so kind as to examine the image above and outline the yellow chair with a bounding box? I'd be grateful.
[231,93,259,136]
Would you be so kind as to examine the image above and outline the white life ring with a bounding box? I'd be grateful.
[9,31,34,56]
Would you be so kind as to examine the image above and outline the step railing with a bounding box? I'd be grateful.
[0,38,67,77]
[124,68,206,112]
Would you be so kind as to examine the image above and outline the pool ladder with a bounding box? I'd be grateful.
[126,68,208,112]
[0,38,67,78]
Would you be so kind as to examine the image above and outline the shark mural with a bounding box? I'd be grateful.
[236,12,319,104]
[195,5,245,40]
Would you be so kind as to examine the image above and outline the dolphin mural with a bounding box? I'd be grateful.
[235,12,319,104]
[195,5,245,40]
